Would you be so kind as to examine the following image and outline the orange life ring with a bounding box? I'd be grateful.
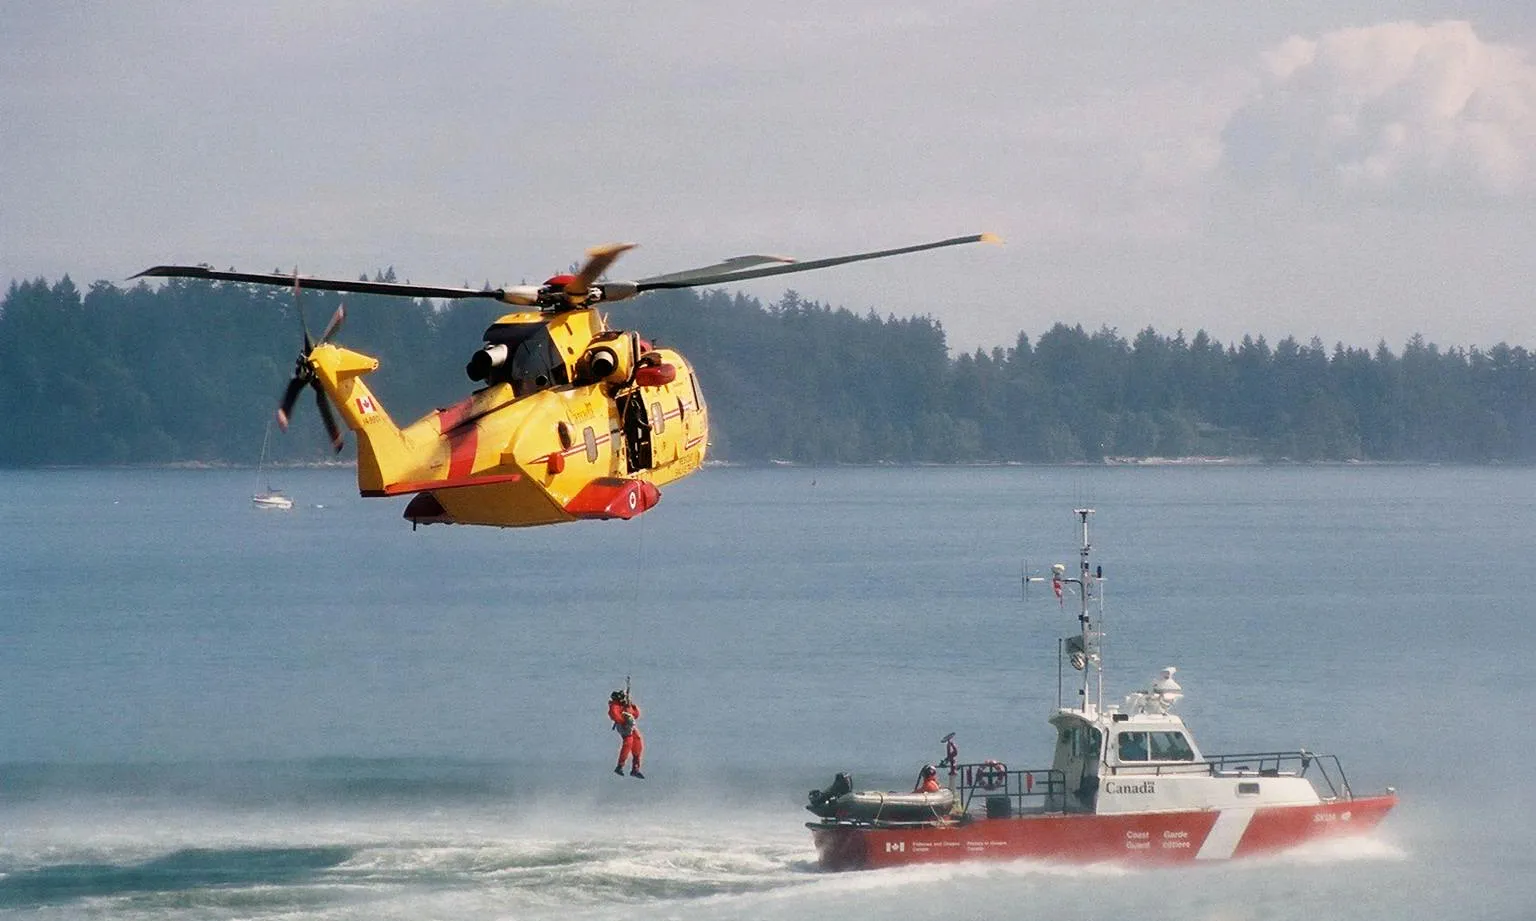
[979,760,1008,790]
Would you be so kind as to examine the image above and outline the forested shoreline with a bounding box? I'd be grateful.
[2,274,1533,465]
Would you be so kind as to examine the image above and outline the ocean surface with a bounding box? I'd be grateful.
[2,464,1533,920]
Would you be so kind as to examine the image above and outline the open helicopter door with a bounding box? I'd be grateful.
[616,389,653,473]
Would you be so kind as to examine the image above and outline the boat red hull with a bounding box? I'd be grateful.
[810,793,1397,870]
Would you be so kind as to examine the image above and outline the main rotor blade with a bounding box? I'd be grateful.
[313,383,344,453]
[566,243,637,297]
[631,254,796,287]
[277,376,306,431]
[133,265,504,301]
[634,233,1000,291]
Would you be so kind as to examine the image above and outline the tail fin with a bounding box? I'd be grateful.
[308,344,410,492]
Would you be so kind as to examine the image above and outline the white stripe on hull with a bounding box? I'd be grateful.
[1195,807,1256,860]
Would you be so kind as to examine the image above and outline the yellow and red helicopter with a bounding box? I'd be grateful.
[135,234,997,528]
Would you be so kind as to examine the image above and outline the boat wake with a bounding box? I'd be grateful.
[0,803,819,918]
[333,831,812,907]
[1250,832,1408,865]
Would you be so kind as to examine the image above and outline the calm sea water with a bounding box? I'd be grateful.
[1,465,1533,920]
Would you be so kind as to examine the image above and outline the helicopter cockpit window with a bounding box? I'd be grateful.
[474,322,569,396]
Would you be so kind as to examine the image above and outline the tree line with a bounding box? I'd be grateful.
[2,274,1533,465]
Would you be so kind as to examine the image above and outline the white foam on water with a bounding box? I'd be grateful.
[0,797,823,919]
[1258,832,1408,865]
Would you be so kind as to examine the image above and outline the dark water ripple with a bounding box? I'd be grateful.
[0,846,356,909]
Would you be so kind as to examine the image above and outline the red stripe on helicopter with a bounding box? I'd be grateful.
[436,398,476,432]
[558,429,614,458]
[447,426,477,480]
[436,401,479,481]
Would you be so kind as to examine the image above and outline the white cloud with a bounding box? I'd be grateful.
[1222,20,1536,200]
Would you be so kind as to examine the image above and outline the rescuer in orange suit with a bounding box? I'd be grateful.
[913,764,941,793]
[609,690,644,779]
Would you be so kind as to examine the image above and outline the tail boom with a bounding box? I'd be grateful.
[308,343,409,493]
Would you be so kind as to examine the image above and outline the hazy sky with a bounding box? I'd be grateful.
[5,2,1534,354]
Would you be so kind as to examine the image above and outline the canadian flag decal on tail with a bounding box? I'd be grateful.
[356,395,378,415]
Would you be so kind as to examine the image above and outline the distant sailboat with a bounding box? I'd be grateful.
[252,420,294,510]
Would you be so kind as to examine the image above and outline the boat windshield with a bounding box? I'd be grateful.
[1150,731,1195,760]
[1117,730,1195,762]
[1064,725,1101,759]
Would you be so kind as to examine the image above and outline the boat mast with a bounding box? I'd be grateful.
[1029,508,1106,714]
[1073,507,1104,715]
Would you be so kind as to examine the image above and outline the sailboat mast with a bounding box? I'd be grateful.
[255,420,272,493]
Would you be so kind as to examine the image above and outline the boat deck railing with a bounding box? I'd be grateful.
[1204,749,1354,799]
[1108,749,1355,799]
[953,761,1067,817]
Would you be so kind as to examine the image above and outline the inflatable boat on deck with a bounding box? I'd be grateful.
[807,773,956,824]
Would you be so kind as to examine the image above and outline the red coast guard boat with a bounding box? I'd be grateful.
[806,508,1396,870]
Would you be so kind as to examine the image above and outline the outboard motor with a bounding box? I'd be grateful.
[807,772,855,816]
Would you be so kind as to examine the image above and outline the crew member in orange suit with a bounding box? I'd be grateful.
[609,690,645,779]
[913,764,941,793]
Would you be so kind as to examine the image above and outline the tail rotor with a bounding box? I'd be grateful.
[275,270,346,453]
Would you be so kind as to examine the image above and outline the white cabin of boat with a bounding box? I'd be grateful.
[1046,676,1323,816]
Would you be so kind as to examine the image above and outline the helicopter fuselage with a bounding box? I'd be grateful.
[305,305,708,528]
